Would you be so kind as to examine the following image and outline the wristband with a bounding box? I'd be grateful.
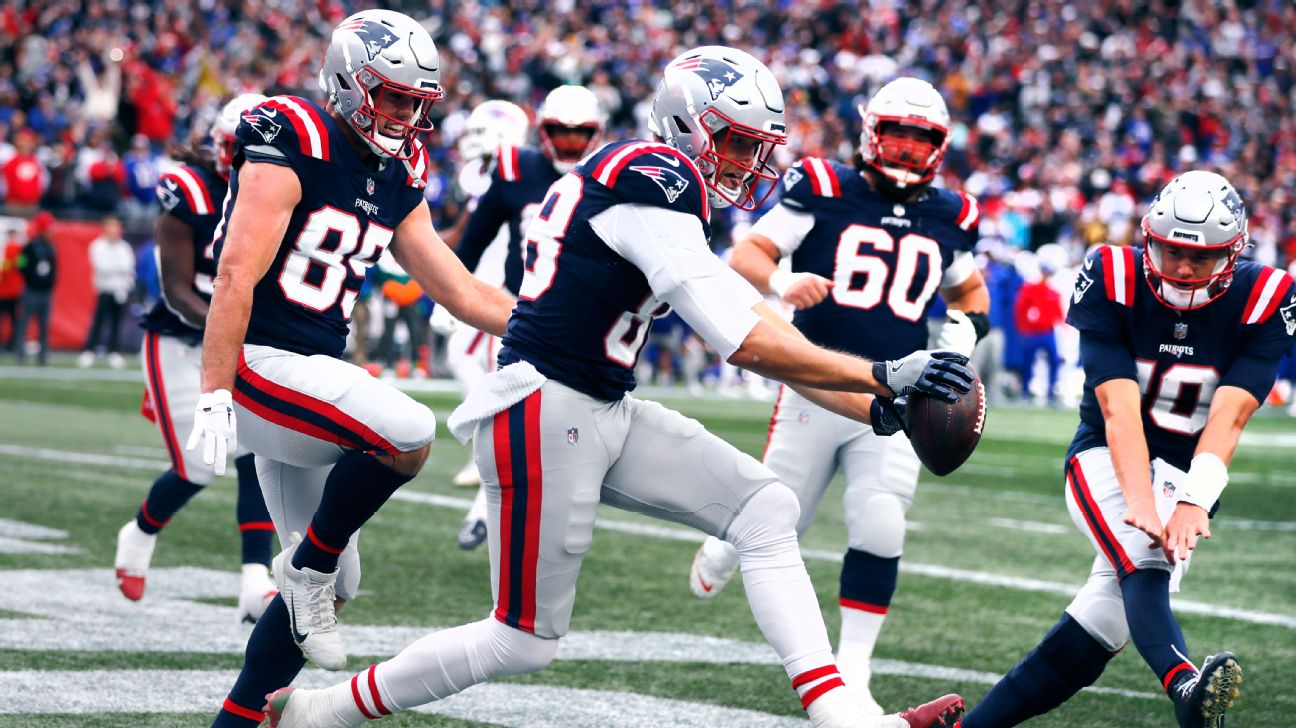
[767,268,796,298]
[1180,452,1228,509]
[965,310,991,341]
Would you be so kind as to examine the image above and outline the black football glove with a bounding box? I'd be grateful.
[870,396,908,437]
[873,350,973,403]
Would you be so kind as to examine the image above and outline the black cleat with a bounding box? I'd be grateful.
[1174,652,1242,728]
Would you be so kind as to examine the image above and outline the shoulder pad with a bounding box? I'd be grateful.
[1241,266,1296,326]
[157,165,217,217]
[590,141,710,219]
[953,191,981,231]
[494,145,521,182]
[797,157,842,198]
[1094,245,1138,307]
[237,96,332,163]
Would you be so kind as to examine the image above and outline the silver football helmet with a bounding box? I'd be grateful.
[458,100,529,161]
[858,77,951,191]
[649,46,787,210]
[211,93,268,178]
[537,85,605,173]
[319,9,444,169]
[1142,169,1248,310]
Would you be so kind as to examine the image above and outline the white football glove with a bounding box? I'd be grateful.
[873,350,974,402]
[934,309,978,357]
[429,303,461,337]
[185,389,237,476]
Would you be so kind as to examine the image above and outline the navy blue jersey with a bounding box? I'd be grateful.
[215,96,429,358]
[774,157,980,361]
[1067,245,1296,470]
[141,164,227,343]
[457,145,561,296]
[497,140,711,400]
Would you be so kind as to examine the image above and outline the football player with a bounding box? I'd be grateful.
[962,170,1292,727]
[436,98,530,498]
[687,76,989,714]
[114,93,279,623]
[191,11,516,727]
[446,86,605,550]
[263,46,968,728]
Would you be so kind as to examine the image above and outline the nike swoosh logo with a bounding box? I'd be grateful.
[698,576,714,592]
[287,592,309,643]
[651,152,680,167]
[261,107,278,118]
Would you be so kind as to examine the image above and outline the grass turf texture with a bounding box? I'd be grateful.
[0,372,1293,726]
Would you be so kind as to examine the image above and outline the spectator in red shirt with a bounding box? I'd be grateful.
[3,129,46,210]
[1014,254,1065,406]
[0,229,23,355]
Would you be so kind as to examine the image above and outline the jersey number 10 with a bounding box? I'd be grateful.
[1135,360,1219,435]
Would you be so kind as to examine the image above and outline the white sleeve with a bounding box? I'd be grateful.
[747,202,815,256]
[942,250,976,288]
[590,204,761,359]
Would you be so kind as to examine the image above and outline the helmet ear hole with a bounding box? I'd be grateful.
[335,74,352,91]
[672,116,691,136]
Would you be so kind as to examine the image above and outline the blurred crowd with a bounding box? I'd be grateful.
[1,0,1295,408]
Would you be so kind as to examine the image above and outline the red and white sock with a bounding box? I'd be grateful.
[792,664,857,727]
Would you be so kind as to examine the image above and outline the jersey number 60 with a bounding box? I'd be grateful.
[833,224,943,322]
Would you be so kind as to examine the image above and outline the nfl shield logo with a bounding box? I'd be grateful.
[1162,481,1176,499]
[1173,322,1188,340]
[366,178,375,196]
[567,427,579,446]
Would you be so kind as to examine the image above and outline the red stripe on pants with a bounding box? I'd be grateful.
[518,391,543,633]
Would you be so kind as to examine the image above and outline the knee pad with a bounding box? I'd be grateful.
[1065,577,1129,652]
[844,493,907,559]
[485,619,560,676]
[727,482,801,551]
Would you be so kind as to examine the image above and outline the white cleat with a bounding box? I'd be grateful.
[689,536,739,600]
[114,521,156,601]
[274,533,346,670]
[238,563,279,624]
[452,459,481,487]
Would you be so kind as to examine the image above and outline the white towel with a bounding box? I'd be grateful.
[447,361,547,444]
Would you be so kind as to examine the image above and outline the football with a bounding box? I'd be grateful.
[903,367,987,476]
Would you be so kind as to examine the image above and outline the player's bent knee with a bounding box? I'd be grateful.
[487,620,560,676]
[727,482,801,550]
[384,442,430,477]
[845,494,907,559]
[1065,580,1129,652]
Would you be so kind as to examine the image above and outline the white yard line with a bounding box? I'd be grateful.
[3,443,1295,629]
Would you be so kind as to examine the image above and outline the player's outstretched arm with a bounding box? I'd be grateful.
[1095,377,1167,555]
[936,271,991,356]
[190,161,299,475]
[390,200,514,337]
[1163,386,1259,560]
[154,212,208,328]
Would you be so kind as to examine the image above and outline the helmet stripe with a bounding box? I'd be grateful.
[956,193,981,231]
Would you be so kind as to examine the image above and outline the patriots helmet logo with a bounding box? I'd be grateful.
[1280,294,1296,337]
[670,56,744,101]
[350,20,401,62]
[629,165,690,204]
[1074,270,1094,304]
[242,112,282,144]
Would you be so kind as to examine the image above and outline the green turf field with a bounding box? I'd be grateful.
[0,367,1292,726]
